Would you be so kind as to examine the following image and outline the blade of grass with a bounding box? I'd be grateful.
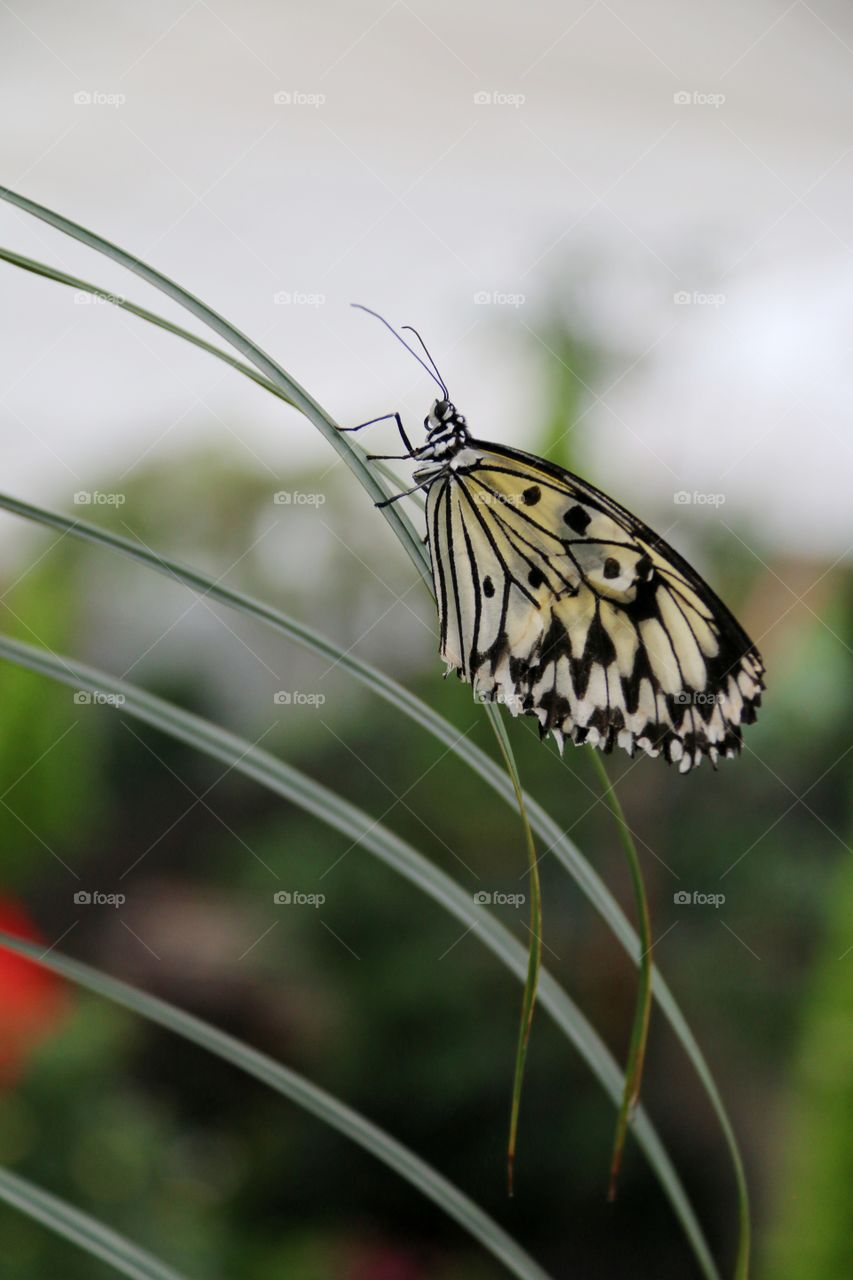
[0,488,747,1275]
[0,186,430,585]
[0,246,297,406]
[0,1165,187,1280]
[585,751,654,1201]
[0,632,718,1280]
[0,935,553,1280]
[489,707,542,1196]
[0,248,417,506]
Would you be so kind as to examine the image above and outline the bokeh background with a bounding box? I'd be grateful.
[0,2,851,1277]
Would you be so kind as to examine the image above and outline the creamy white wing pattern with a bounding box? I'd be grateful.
[422,442,765,773]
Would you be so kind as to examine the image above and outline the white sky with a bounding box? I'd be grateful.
[1,0,852,558]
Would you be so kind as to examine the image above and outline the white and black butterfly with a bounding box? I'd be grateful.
[347,307,765,773]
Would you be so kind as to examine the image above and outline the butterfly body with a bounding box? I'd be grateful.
[412,399,764,773]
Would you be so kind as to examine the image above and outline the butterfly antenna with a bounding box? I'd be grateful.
[351,304,448,397]
[400,325,448,398]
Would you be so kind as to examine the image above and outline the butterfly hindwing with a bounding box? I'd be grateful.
[423,441,764,772]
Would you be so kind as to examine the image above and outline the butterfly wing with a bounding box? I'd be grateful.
[423,442,764,772]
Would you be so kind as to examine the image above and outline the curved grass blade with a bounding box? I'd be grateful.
[0,246,297,406]
[0,936,555,1280]
[0,633,718,1280]
[586,752,654,1201]
[0,488,747,1273]
[0,186,430,586]
[489,708,542,1195]
[0,1165,187,1280]
[0,248,415,506]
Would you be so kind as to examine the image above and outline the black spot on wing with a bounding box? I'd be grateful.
[563,504,591,534]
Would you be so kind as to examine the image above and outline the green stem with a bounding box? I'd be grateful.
[486,706,542,1195]
[586,751,654,1201]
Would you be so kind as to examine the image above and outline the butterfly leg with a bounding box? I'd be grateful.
[339,411,415,455]
[375,481,429,509]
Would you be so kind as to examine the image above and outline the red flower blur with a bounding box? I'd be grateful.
[0,899,68,1087]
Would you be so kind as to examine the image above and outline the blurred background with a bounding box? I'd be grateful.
[0,1,851,1277]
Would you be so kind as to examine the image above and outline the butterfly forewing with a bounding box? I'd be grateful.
[423,442,764,772]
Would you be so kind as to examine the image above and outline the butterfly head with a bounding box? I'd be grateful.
[420,398,469,460]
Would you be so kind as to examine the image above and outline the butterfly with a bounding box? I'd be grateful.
[347,307,765,773]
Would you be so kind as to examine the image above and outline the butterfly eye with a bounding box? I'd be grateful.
[434,399,449,419]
